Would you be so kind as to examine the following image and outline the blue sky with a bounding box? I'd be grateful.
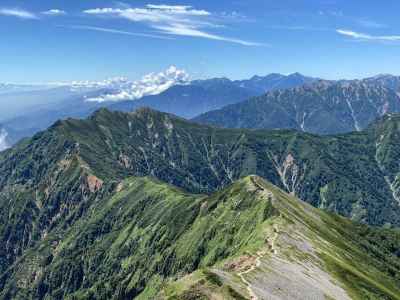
[1,0,400,83]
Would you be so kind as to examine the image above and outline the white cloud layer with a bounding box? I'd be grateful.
[81,66,190,102]
[337,29,400,41]
[42,9,66,16]
[83,4,264,46]
[0,8,38,19]
[0,128,9,151]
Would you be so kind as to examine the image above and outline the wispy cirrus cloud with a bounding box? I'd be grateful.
[42,9,66,16]
[0,8,38,19]
[64,25,174,40]
[337,29,400,42]
[153,23,263,46]
[83,4,266,46]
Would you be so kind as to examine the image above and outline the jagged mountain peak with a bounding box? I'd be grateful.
[287,71,306,78]
[250,73,285,80]
[367,73,398,80]
[194,79,400,134]
[363,74,400,92]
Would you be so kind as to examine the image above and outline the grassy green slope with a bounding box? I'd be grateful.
[161,176,400,300]
[1,109,400,298]
[1,176,399,299]
[0,176,277,299]
[53,108,400,227]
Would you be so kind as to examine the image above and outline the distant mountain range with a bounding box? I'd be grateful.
[364,73,400,91]
[232,72,317,94]
[109,73,317,119]
[2,73,400,149]
[107,77,257,119]
[0,72,316,148]
[1,108,400,298]
[194,76,400,134]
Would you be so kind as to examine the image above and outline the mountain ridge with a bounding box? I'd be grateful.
[1,72,316,148]
[1,174,399,299]
[107,72,317,118]
[1,108,400,298]
[2,107,400,227]
[2,73,399,148]
[194,79,400,134]
[161,175,400,300]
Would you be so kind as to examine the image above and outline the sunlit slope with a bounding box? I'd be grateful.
[161,176,400,300]
[1,176,399,299]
